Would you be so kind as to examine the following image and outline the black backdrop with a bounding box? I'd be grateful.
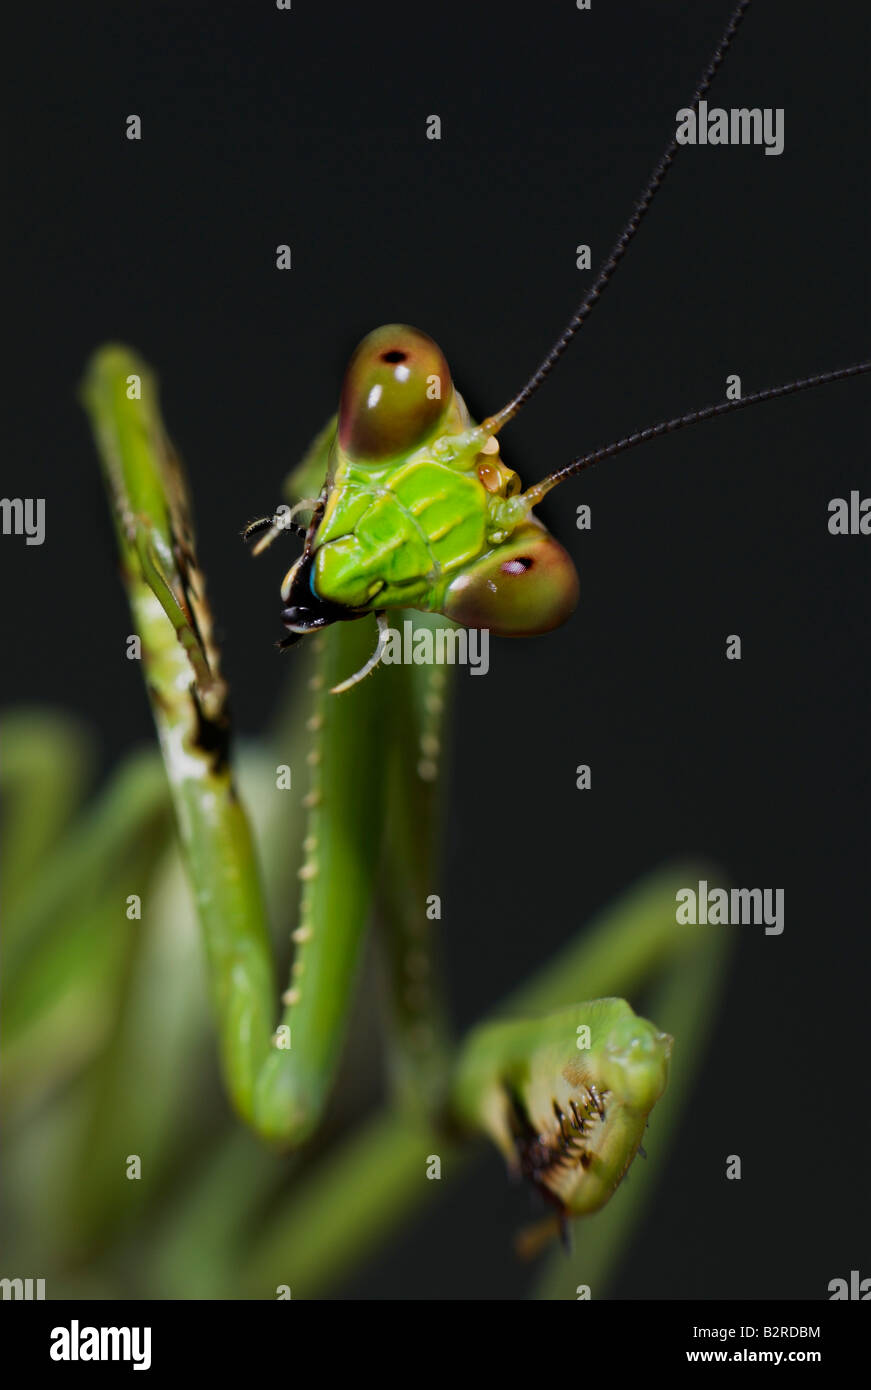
[5,1,869,1299]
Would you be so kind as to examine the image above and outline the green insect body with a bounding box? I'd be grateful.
[81,0,871,1266]
[454,999,672,1218]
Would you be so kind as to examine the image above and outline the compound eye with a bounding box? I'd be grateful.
[338,324,452,462]
[442,523,579,636]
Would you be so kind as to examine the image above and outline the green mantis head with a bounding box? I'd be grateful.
[275,324,579,669]
[259,315,871,693]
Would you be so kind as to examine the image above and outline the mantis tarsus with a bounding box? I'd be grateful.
[5,0,867,1297]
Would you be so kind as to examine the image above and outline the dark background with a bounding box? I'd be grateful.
[5,0,869,1298]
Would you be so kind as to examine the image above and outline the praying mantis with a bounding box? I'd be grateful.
[3,0,867,1297]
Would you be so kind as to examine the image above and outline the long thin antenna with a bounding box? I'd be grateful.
[485,0,752,433]
[523,361,870,504]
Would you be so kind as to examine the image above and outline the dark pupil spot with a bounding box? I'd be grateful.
[501,556,533,576]
[381,349,407,364]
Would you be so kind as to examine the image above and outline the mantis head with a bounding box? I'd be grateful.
[274,324,579,669]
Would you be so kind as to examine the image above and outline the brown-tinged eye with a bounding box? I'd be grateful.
[338,324,452,462]
[442,522,579,636]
